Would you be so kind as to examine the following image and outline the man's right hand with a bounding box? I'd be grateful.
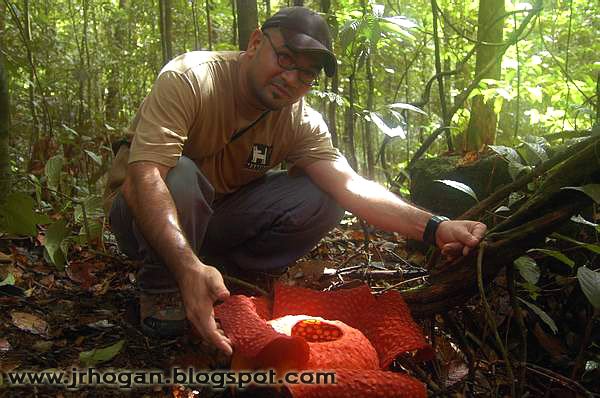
[178,264,233,355]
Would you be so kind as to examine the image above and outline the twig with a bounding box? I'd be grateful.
[395,356,443,394]
[338,243,367,267]
[375,276,428,294]
[476,242,515,396]
[506,263,527,397]
[524,362,594,398]
[222,275,268,297]
[570,307,599,380]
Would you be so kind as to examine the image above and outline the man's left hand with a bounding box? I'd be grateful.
[436,220,487,258]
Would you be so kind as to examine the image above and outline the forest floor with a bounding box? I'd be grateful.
[0,217,598,397]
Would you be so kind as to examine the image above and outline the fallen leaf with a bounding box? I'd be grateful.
[0,272,15,286]
[0,338,10,352]
[33,340,54,353]
[79,339,125,367]
[39,274,55,288]
[446,360,469,387]
[66,261,99,289]
[0,251,13,263]
[347,230,366,241]
[91,276,112,295]
[10,311,49,336]
[533,323,566,361]
[0,359,20,373]
[10,246,34,267]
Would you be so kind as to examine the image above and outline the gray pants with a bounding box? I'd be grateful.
[109,156,344,293]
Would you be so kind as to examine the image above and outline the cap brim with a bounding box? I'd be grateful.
[281,30,337,77]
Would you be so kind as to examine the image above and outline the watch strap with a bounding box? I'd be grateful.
[423,215,450,246]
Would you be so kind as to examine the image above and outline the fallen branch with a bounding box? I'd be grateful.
[401,135,599,316]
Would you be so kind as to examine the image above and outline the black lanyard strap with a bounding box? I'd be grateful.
[229,111,270,143]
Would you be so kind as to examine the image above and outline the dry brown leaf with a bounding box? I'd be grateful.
[32,340,53,353]
[0,338,11,352]
[0,251,13,263]
[0,359,20,373]
[533,323,567,361]
[10,311,49,336]
[66,261,99,289]
[91,276,112,295]
[40,274,55,288]
[347,230,366,241]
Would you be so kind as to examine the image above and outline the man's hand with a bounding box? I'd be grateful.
[178,264,233,355]
[436,220,487,258]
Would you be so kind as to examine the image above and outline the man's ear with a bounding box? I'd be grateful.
[245,29,263,56]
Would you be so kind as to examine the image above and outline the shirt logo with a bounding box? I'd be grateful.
[246,144,272,170]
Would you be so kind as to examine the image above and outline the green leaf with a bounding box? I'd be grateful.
[84,150,103,166]
[369,112,405,138]
[561,184,600,204]
[518,141,548,166]
[434,180,478,202]
[74,195,104,224]
[577,267,600,309]
[79,340,125,367]
[0,273,15,286]
[508,161,531,181]
[488,145,522,164]
[0,192,51,236]
[570,215,598,228]
[387,102,427,115]
[519,298,558,334]
[45,155,64,192]
[340,19,362,53]
[75,220,103,244]
[552,233,600,255]
[44,220,69,270]
[519,281,541,300]
[514,256,540,284]
[508,191,526,207]
[381,15,418,29]
[528,249,575,268]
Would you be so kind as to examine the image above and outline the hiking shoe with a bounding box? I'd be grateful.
[139,290,187,337]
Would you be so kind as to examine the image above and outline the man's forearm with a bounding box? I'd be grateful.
[339,177,432,241]
[122,163,203,281]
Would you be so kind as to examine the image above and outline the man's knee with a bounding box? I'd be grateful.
[289,176,344,231]
[166,156,215,207]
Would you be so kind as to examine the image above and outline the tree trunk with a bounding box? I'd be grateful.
[0,49,9,201]
[82,0,91,125]
[105,0,126,124]
[236,0,258,51]
[24,0,39,155]
[321,0,338,147]
[205,0,213,50]
[191,0,200,50]
[364,54,375,180]
[463,0,504,152]
[345,74,358,171]
[231,0,238,47]
[159,0,173,65]
[327,73,339,147]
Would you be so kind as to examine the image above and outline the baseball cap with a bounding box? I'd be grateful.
[261,7,336,77]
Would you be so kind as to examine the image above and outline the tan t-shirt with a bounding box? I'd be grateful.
[104,51,340,213]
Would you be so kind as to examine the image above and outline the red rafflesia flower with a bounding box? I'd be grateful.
[215,283,432,397]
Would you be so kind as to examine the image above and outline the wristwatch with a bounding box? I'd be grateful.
[423,215,450,246]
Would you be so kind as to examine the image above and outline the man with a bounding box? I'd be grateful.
[104,7,486,356]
